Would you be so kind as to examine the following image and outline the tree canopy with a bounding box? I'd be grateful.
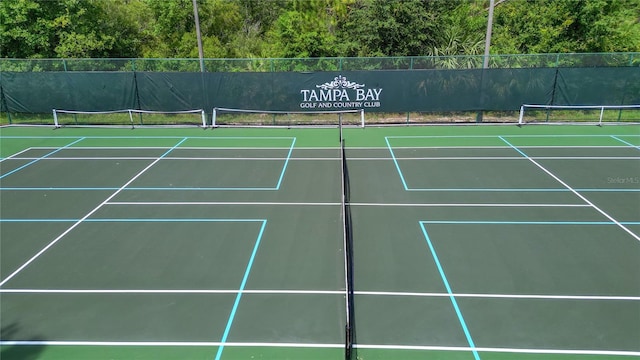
[1,0,639,59]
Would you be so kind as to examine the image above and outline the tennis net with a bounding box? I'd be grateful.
[340,121,355,360]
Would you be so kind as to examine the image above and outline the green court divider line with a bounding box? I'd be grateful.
[418,222,481,360]
[0,138,85,179]
[215,220,268,360]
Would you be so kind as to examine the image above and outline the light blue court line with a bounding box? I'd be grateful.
[0,137,86,179]
[275,137,296,189]
[215,220,267,360]
[611,135,640,149]
[419,220,640,225]
[418,222,480,360]
[384,137,409,190]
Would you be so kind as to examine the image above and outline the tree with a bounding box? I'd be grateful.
[491,0,640,54]
[337,0,439,57]
[427,1,486,57]
[0,0,141,58]
[266,0,351,58]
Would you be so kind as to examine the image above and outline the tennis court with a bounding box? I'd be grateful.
[1,125,638,360]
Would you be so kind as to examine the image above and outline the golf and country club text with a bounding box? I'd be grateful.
[300,75,382,109]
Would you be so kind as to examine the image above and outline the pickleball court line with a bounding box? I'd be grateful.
[215,219,267,360]
[275,137,296,189]
[499,136,640,242]
[0,137,188,288]
[0,340,638,357]
[1,288,638,301]
[3,186,639,192]
[4,219,640,226]
[419,222,481,360]
[106,201,591,207]
[0,137,86,179]
[0,138,297,191]
[611,135,640,149]
[0,147,32,162]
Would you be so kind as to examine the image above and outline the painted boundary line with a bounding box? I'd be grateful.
[0,137,188,287]
[3,187,639,192]
[3,341,638,357]
[0,340,640,357]
[0,137,297,191]
[3,219,640,226]
[1,289,638,301]
[0,136,300,139]
[216,220,267,360]
[0,138,85,179]
[0,217,270,360]
[0,147,32,162]
[2,157,335,161]
[499,136,640,242]
[384,134,640,139]
[356,344,640,357]
[0,339,638,359]
[418,222,480,360]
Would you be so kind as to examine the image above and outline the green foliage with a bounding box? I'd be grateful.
[338,0,439,57]
[492,0,640,54]
[1,0,639,61]
[0,0,140,58]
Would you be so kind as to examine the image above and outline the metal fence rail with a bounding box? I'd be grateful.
[1,52,638,72]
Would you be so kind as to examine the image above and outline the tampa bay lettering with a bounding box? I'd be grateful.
[299,75,383,109]
[300,88,382,108]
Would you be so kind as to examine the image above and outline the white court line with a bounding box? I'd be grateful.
[350,203,591,207]
[0,340,637,357]
[355,291,640,301]
[0,340,342,348]
[1,289,637,301]
[2,157,337,161]
[0,147,33,162]
[396,157,640,160]
[24,146,299,150]
[0,289,343,295]
[5,156,639,161]
[500,137,640,243]
[105,201,590,207]
[106,201,341,206]
[355,344,640,357]
[0,138,188,288]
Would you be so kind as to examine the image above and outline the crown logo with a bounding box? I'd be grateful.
[316,75,365,90]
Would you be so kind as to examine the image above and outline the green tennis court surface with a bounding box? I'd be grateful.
[1,125,638,360]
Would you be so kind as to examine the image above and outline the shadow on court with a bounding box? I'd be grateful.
[1,323,46,360]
